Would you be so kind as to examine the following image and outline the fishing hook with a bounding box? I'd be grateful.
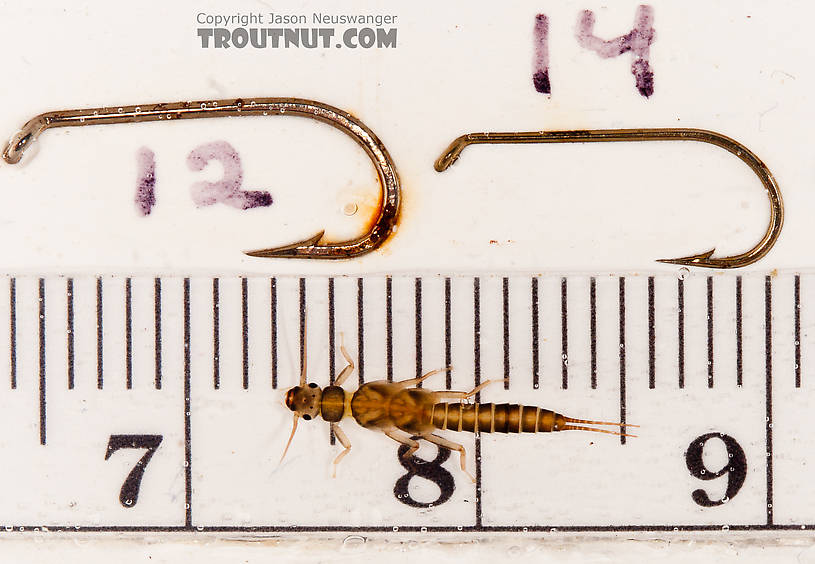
[3,97,401,259]
[434,128,783,269]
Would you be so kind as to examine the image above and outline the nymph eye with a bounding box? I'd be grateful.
[303,414,312,421]
[308,383,318,389]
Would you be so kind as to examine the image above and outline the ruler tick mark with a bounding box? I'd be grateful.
[212,278,220,390]
[532,277,540,390]
[415,278,423,385]
[765,275,773,526]
[503,277,509,390]
[154,278,162,390]
[357,278,364,385]
[97,277,103,390]
[67,278,74,390]
[125,278,132,390]
[299,278,306,380]
[39,278,46,446]
[648,276,655,389]
[386,277,393,383]
[473,277,482,529]
[183,278,192,528]
[590,277,596,390]
[795,274,801,388]
[707,277,714,389]
[619,277,627,445]
[678,278,685,390]
[561,277,568,390]
[444,277,451,390]
[270,278,278,390]
[9,278,15,390]
[736,276,743,387]
[328,278,336,384]
[328,277,336,446]
[242,277,249,390]
[3,524,815,533]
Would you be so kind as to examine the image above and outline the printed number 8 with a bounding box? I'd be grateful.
[393,440,455,508]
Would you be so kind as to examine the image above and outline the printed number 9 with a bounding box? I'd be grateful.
[685,433,747,507]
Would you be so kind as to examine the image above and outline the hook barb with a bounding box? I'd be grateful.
[244,230,326,258]
[656,249,717,268]
[435,128,783,269]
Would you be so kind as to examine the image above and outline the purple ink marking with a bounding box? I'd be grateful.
[533,14,551,94]
[576,5,655,97]
[187,140,272,210]
[135,147,156,216]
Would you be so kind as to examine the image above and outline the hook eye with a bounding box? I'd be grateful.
[3,98,401,260]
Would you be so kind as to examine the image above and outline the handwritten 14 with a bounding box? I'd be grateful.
[533,5,655,97]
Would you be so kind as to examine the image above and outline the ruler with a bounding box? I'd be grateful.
[0,272,808,533]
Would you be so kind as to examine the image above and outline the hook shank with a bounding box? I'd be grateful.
[4,98,401,259]
[435,128,783,269]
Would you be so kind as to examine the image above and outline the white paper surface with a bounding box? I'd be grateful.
[1,0,804,276]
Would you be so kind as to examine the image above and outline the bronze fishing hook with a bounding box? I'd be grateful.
[434,128,783,269]
[3,97,401,259]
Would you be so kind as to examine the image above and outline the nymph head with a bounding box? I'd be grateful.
[284,383,322,421]
[279,363,322,463]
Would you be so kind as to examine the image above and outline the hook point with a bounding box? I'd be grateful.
[244,230,326,258]
[656,248,716,267]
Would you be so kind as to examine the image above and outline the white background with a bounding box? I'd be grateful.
[1,0,813,561]
[0,0,805,276]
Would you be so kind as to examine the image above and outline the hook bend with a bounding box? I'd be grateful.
[434,128,783,269]
[3,98,401,259]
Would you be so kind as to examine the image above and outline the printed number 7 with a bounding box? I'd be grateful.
[104,434,163,508]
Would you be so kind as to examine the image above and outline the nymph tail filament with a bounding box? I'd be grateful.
[563,416,638,438]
